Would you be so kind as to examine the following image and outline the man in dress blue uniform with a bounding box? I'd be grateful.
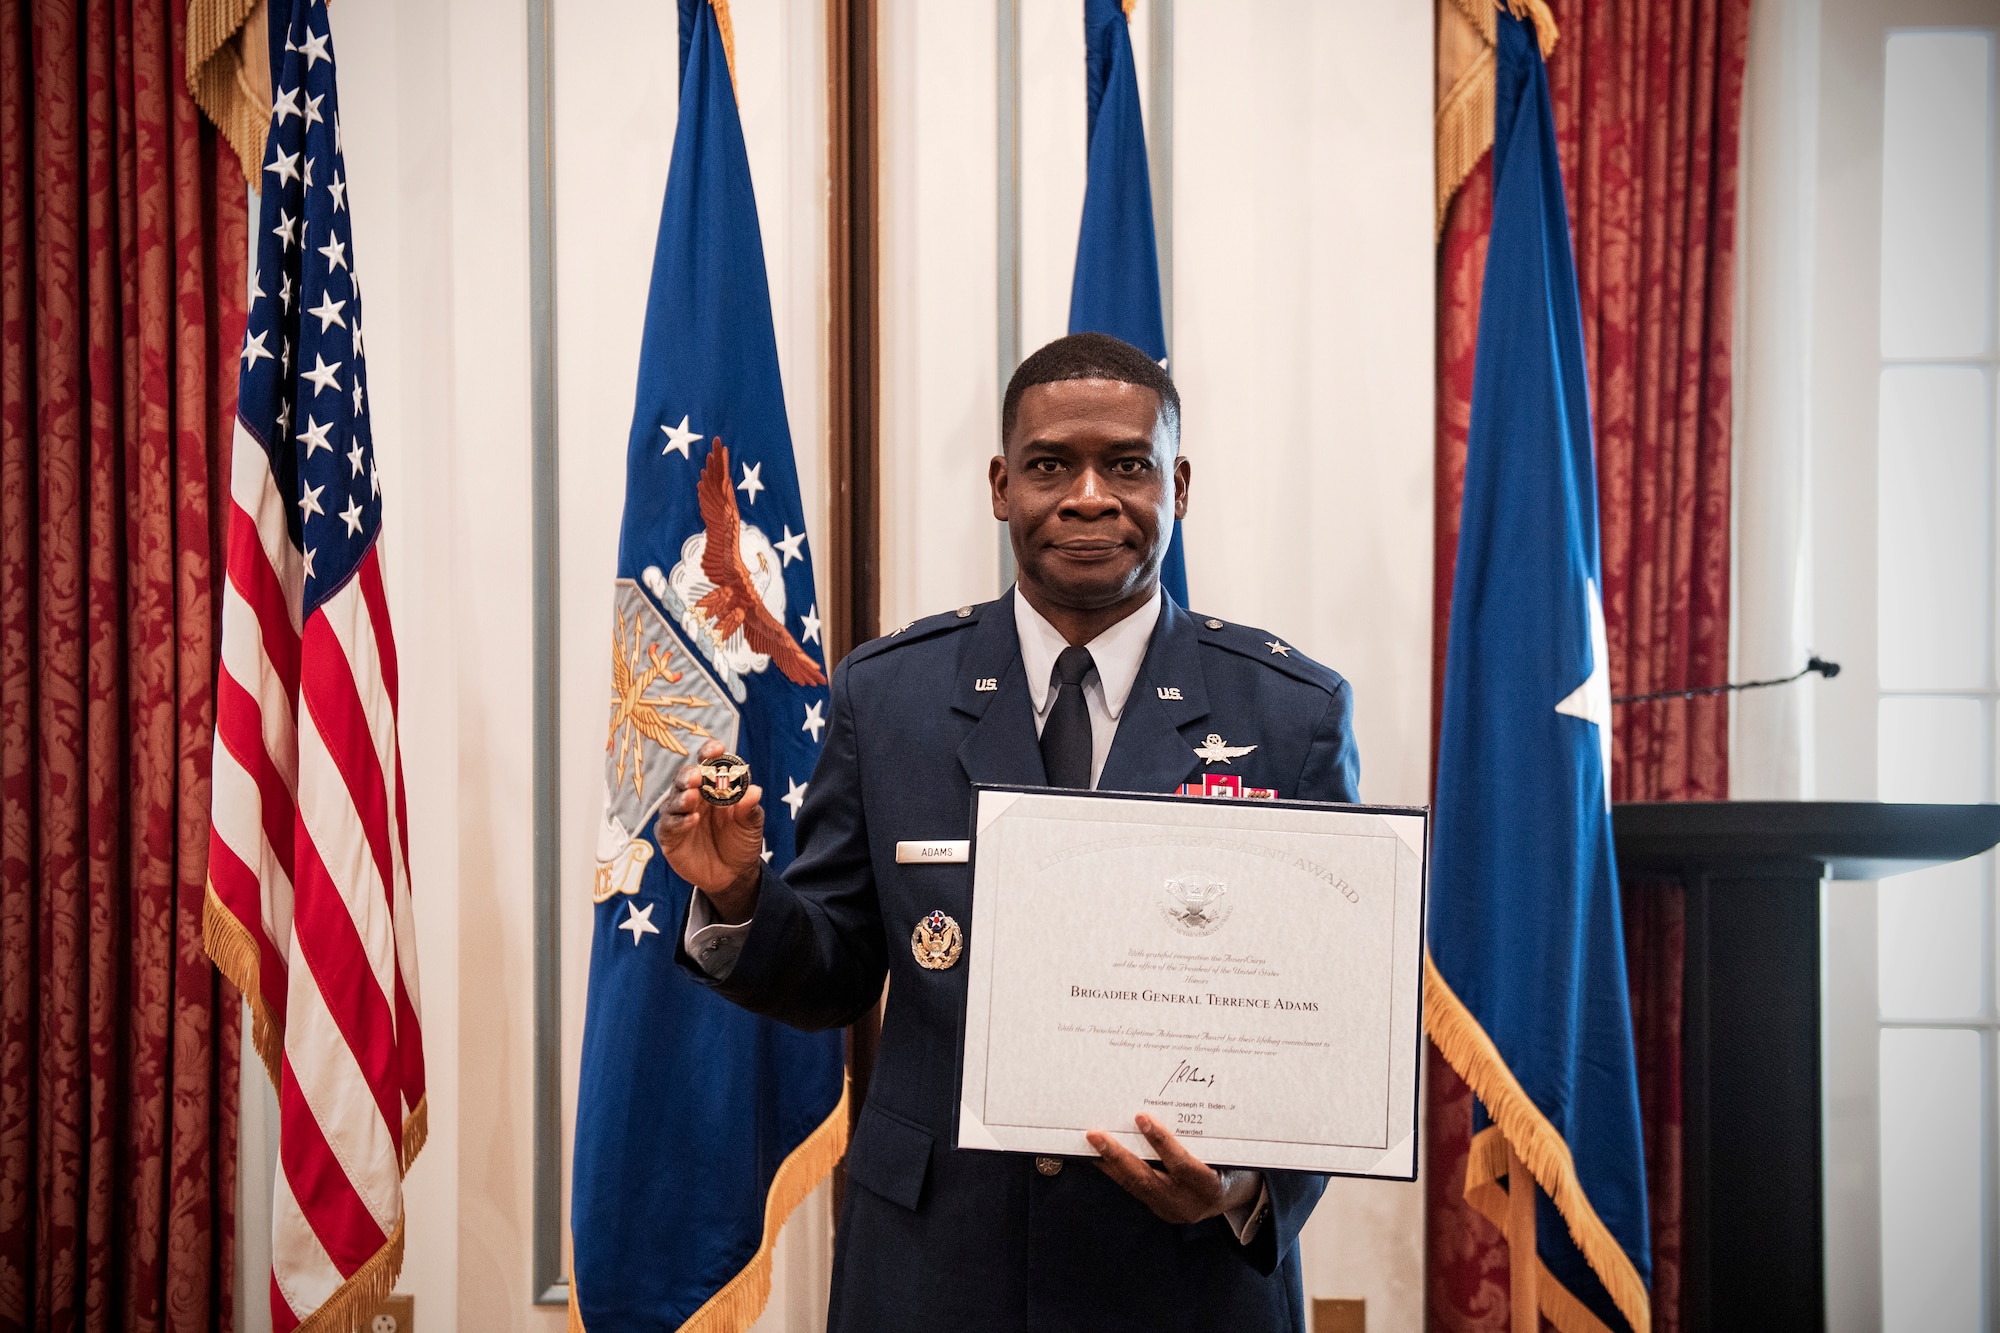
[661,333,1360,1332]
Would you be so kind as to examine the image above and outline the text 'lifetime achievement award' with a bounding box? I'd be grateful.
[956,788,1427,1177]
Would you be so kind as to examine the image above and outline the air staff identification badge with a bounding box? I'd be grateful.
[911,910,963,970]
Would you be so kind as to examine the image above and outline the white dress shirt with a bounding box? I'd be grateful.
[681,586,1267,1242]
[1014,586,1161,791]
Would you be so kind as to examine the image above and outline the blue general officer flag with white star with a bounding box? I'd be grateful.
[1425,14,1651,1333]
[1068,0,1187,605]
[571,3,845,1328]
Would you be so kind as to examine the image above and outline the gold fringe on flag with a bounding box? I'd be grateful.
[1435,48,1495,237]
[402,1093,430,1173]
[1457,0,1500,45]
[569,1083,852,1333]
[206,881,429,1177]
[1434,0,1560,235]
[187,0,270,183]
[292,1214,405,1333]
[1424,953,1652,1333]
[204,880,283,1087]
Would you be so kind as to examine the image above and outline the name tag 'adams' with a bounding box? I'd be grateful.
[895,840,970,864]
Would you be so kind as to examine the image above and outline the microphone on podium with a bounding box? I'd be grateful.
[1613,655,1840,706]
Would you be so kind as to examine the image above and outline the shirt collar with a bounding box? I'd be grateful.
[1013,585,1164,722]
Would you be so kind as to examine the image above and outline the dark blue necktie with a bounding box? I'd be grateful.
[1040,645,1096,789]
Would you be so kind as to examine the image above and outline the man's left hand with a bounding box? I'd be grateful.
[1086,1115,1256,1225]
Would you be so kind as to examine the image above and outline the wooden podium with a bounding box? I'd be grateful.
[1612,801,2000,1333]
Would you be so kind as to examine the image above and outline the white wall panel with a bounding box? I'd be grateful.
[1880,30,1994,361]
[332,0,546,1324]
[1171,0,1434,811]
[878,0,1002,626]
[1019,0,1089,359]
[1880,1028,1985,1331]
[546,6,680,1317]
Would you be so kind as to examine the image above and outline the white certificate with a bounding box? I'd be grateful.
[956,788,1426,1178]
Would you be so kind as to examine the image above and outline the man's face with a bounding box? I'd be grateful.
[989,378,1190,612]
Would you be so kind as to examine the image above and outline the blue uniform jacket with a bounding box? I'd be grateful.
[676,591,1361,1333]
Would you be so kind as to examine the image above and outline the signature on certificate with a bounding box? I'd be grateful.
[1158,1058,1218,1098]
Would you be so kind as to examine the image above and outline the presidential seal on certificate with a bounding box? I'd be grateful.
[955,788,1426,1179]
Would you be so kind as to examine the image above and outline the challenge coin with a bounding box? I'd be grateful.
[697,753,752,806]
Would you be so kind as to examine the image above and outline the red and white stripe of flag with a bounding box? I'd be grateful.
[206,417,426,1331]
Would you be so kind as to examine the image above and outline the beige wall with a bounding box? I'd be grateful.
[333,0,534,1326]
[244,2,1435,1330]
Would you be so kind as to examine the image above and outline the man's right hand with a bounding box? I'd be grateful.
[655,740,767,924]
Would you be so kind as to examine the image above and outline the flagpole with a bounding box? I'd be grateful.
[1508,1140,1539,1329]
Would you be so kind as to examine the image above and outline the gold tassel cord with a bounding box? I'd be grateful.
[291,1214,406,1333]
[186,0,268,182]
[1504,0,1561,57]
[204,882,283,1088]
[569,1083,852,1333]
[1424,953,1653,1333]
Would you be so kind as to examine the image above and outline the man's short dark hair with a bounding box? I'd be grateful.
[1001,332,1181,449]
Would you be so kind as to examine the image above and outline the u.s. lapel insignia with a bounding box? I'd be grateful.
[1194,732,1257,765]
[911,909,963,970]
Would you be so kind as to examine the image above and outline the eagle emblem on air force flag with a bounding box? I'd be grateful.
[596,443,828,903]
[649,443,825,703]
[596,581,738,902]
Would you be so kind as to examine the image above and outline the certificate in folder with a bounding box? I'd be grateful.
[955,787,1427,1179]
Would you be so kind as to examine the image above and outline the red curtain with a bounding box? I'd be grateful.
[0,0,247,1329]
[1427,0,1749,1328]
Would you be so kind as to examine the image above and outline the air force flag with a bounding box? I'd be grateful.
[571,3,847,1328]
[1425,13,1652,1333]
[1068,0,1187,604]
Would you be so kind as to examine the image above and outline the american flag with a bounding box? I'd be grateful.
[203,1,426,1328]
